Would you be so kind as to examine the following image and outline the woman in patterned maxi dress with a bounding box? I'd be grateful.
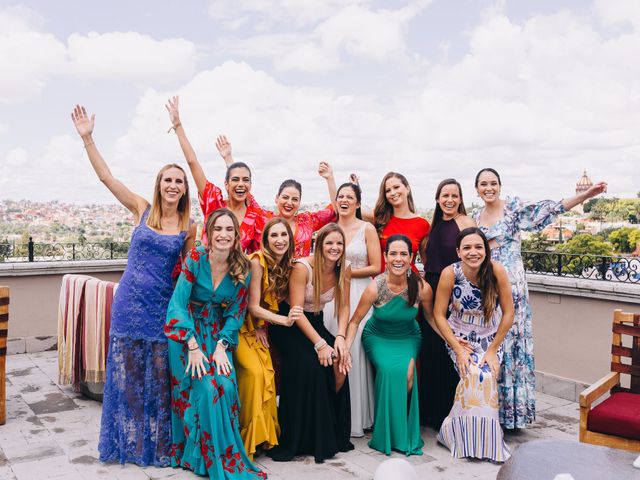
[165,209,265,479]
[71,105,195,466]
[434,227,514,462]
[472,168,607,428]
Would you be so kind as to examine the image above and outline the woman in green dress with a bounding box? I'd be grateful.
[165,209,265,479]
[345,234,434,456]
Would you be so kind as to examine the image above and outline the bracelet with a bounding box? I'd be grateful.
[313,339,327,352]
[167,122,182,134]
[83,141,94,148]
[188,344,199,351]
[336,334,346,340]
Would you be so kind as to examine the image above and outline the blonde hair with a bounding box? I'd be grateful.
[147,163,191,231]
[260,218,295,301]
[311,223,346,314]
[374,172,416,235]
[205,209,250,285]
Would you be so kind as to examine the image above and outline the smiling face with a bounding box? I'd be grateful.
[476,170,501,205]
[384,176,410,208]
[336,185,359,217]
[384,239,411,277]
[209,214,236,253]
[158,167,187,204]
[321,231,344,265]
[224,166,252,203]
[266,222,291,259]
[437,183,462,219]
[456,233,486,269]
[275,186,301,219]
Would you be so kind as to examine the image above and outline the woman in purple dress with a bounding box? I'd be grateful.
[420,179,475,430]
[71,105,195,466]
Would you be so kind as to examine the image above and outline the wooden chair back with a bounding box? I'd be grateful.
[611,309,640,394]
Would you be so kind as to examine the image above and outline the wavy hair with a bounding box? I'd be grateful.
[147,163,191,232]
[260,218,295,301]
[385,234,422,306]
[456,227,498,322]
[311,223,346,314]
[205,208,250,285]
[431,178,467,229]
[374,172,416,235]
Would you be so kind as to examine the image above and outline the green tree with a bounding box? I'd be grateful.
[556,234,614,276]
[522,232,555,273]
[608,227,640,253]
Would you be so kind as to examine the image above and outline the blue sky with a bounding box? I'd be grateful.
[1,0,638,209]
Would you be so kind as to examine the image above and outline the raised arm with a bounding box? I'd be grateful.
[352,223,381,278]
[165,96,208,195]
[215,135,234,167]
[482,262,515,377]
[248,257,300,326]
[318,161,337,209]
[288,262,336,367]
[561,182,607,211]
[71,105,146,219]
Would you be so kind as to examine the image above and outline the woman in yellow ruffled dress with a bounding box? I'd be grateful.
[235,218,302,459]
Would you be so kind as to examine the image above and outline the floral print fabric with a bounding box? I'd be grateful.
[472,196,565,428]
[165,246,265,479]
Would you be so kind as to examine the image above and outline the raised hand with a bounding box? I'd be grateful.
[70,105,95,138]
[349,173,360,185]
[586,181,608,198]
[215,135,232,161]
[318,161,334,179]
[165,96,181,128]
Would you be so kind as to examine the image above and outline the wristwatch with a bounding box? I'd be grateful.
[217,338,230,349]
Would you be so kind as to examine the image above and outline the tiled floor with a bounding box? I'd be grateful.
[0,351,583,480]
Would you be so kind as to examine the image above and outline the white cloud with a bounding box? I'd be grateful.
[220,1,430,72]
[592,0,640,30]
[66,31,197,83]
[0,7,198,103]
[3,147,28,168]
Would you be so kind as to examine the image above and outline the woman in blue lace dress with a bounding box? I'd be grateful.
[71,105,195,466]
[472,168,606,429]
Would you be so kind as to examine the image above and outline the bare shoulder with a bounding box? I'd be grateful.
[456,214,477,230]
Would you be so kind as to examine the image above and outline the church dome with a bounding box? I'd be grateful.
[576,169,593,193]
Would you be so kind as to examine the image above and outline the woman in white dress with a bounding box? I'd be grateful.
[324,182,381,437]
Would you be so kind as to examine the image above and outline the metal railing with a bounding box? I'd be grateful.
[1,240,639,284]
[0,238,130,262]
[522,250,640,283]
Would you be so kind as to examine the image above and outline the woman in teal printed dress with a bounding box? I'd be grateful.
[165,209,265,479]
[472,168,607,428]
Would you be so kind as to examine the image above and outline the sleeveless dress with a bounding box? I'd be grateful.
[164,246,265,479]
[437,262,510,462]
[473,196,565,428]
[324,223,375,437]
[98,207,186,466]
[420,218,461,429]
[362,273,423,455]
[267,259,354,463]
[234,251,280,459]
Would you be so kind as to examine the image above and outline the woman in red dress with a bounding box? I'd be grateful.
[362,172,430,272]
[166,96,336,256]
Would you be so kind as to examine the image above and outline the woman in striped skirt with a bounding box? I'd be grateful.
[433,227,514,462]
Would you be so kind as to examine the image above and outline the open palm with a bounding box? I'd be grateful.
[71,105,95,137]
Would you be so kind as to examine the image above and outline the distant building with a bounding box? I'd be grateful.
[575,169,593,214]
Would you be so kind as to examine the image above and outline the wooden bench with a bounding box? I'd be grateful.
[579,309,640,452]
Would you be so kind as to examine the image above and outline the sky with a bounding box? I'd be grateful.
[1,0,639,211]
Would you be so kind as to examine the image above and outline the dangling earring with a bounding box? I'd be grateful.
[337,258,342,267]
[407,269,411,278]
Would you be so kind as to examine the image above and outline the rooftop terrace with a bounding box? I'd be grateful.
[0,351,584,480]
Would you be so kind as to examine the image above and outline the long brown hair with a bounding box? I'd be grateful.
[374,172,416,235]
[205,208,250,285]
[260,218,295,301]
[311,223,346,314]
[385,234,422,305]
[456,227,498,322]
[147,163,191,231]
[431,178,467,229]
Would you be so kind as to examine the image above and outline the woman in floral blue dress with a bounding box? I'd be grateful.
[165,209,265,479]
[472,168,606,428]
[71,105,195,466]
